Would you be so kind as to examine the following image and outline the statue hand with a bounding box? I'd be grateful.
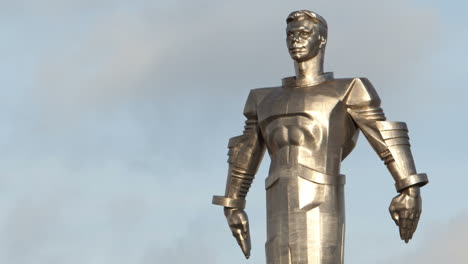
[224,207,251,259]
[389,186,422,243]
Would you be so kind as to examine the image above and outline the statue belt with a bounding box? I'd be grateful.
[265,166,346,189]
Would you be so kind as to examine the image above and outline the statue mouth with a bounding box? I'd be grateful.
[290,47,306,53]
[289,45,306,52]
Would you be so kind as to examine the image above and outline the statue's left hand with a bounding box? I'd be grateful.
[224,207,251,259]
[389,186,422,243]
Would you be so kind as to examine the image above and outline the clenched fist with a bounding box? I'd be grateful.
[224,207,251,259]
[389,186,422,243]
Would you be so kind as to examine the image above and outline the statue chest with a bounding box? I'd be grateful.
[257,87,349,136]
[256,86,355,172]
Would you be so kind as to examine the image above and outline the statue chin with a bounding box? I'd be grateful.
[289,51,320,63]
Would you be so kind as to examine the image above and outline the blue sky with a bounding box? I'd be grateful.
[1,0,467,263]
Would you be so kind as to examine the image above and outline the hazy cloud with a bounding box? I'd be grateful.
[382,213,468,264]
[33,11,163,114]
[0,1,464,264]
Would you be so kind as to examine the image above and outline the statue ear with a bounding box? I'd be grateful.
[319,35,327,49]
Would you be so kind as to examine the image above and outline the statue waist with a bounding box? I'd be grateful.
[265,165,346,189]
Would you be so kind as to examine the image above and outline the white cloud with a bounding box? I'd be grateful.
[382,213,468,263]
[33,10,163,112]
[1,1,463,264]
[15,0,441,124]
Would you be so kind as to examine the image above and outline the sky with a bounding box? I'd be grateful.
[1,0,467,263]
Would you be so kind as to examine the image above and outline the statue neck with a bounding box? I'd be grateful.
[293,50,325,84]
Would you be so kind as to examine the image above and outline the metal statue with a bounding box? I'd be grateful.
[212,10,428,264]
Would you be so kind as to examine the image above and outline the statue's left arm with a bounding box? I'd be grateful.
[344,78,429,243]
[212,90,266,258]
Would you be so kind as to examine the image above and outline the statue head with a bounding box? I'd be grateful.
[286,10,328,63]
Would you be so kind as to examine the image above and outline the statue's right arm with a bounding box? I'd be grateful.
[344,78,428,243]
[212,90,266,258]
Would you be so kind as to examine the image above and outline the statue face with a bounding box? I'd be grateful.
[286,19,321,62]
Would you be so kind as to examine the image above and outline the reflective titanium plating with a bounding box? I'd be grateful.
[212,10,428,264]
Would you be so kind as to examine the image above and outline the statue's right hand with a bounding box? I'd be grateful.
[389,186,422,243]
[224,207,251,259]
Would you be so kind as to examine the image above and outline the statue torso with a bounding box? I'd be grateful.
[253,78,359,176]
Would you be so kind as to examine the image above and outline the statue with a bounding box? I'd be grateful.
[212,10,428,264]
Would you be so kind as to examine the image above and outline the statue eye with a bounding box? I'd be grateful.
[300,32,310,37]
[287,32,293,38]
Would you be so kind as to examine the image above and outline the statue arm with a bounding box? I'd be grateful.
[345,78,428,242]
[212,89,266,208]
[212,90,266,258]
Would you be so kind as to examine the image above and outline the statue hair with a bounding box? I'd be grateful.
[286,10,328,39]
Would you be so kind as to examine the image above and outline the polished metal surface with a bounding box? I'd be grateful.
[212,10,428,263]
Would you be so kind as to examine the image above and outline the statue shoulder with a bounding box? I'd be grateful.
[249,86,280,100]
[243,86,280,119]
[341,77,381,108]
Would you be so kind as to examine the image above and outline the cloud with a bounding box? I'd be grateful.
[0,157,169,264]
[33,10,164,114]
[382,213,468,263]
[0,1,460,264]
[15,0,441,126]
[139,214,220,264]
